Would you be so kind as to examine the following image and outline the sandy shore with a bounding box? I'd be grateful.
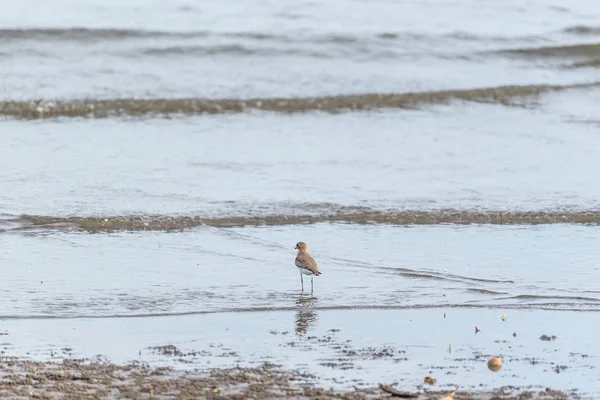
[0,307,594,399]
[0,358,578,400]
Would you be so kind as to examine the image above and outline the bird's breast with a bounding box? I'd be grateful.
[297,267,315,275]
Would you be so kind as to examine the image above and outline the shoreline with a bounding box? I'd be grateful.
[0,308,594,398]
[0,359,581,399]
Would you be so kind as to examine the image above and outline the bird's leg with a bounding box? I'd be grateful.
[300,273,304,293]
[311,275,314,294]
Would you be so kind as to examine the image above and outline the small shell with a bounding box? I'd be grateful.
[488,357,503,372]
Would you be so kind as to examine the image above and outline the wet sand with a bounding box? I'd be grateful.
[1,82,598,119]
[0,308,595,398]
[8,209,600,233]
[0,359,577,399]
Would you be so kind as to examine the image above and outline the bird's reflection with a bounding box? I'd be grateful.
[295,295,317,336]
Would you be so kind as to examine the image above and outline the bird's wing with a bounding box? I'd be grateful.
[295,253,320,275]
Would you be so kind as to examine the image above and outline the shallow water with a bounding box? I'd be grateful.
[1,224,599,317]
[2,97,600,217]
[2,0,600,396]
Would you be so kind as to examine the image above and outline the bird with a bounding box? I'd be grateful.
[294,242,321,294]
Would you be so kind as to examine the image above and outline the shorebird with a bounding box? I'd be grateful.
[294,242,321,293]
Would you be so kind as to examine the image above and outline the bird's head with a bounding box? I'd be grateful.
[295,242,307,251]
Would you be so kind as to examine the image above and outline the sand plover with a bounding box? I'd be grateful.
[294,242,321,293]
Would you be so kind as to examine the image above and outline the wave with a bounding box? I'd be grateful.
[141,44,259,56]
[6,27,600,70]
[137,44,330,58]
[500,42,600,58]
[1,81,598,119]
[571,59,600,69]
[3,208,600,232]
[0,27,540,44]
[467,288,506,295]
[498,294,600,302]
[6,27,600,66]
[563,25,600,36]
[0,27,209,41]
[0,302,597,320]
[379,267,514,284]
